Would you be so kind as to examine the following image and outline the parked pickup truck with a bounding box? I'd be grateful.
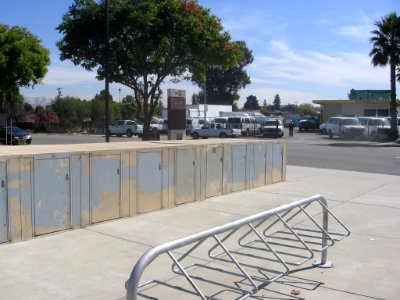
[150,118,168,132]
[190,123,242,139]
[108,120,141,137]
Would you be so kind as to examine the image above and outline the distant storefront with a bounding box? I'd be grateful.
[313,90,399,123]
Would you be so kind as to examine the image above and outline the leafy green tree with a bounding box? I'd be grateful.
[369,12,400,139]
[119,95,137,119]
[51,96,94,131]
[57,0,241,138]
[259,105,273,115]
[0,87,24,122]
[260,98,272,115]
[35,105,45,113]
[232,102,239,111]
[243,95,260,110]
[192,93,201,104]
[90,90,120,122]
[24,102,34,113]
[273,94,281,111]
[348,88,357,100]
[296,103,318,116]
[0,24,50,115]
[192,41,253,106]
[281,103,297,113]
[154,100,164,117]
[51,96,81,129]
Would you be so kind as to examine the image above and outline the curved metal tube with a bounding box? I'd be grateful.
[126,194,337,300]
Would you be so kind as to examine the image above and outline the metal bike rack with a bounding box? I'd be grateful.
[126,194,350,299]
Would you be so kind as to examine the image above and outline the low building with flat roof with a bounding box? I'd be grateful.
[313,90,399,123]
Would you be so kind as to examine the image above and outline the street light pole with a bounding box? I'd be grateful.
[4,94,7,146]
[203,66,207,124]
[104,0,110,142]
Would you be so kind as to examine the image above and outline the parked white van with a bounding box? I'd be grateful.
[327,117,365,139]
[358,117,390,138]
[213,117,229,128]
[226,116,260,136]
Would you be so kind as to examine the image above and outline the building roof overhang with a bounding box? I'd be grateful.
[312,99,399,105]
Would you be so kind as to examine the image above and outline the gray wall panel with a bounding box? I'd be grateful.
[252,144,267,188]
[206,146,223,198]
[91,154,121,223]
[176,148,196,205]
[272,143,283,183]
[34,158,71,235]
[0,163,8,243]
[138,152,162,213]
[230,144,247,192]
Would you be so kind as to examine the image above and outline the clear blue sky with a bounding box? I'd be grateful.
[1,0,399,106]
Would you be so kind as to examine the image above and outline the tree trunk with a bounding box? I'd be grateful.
[390,61,399,139]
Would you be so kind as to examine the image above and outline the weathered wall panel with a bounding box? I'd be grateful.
[161,149,170,210]
[0,162,8,243]
[282,142,287,181]
[272,143,283,183]
[128,152,137,216]
[80,155,90,227]
[7,159,21,242]
[138,151,162,213]
[33,157,71,235]
[91,154,121,223]
[121,152,131,218]
[175,148,196,205]
[167,149,175,208]
[265,143,273,185]
[205,145,223,198]
[71,155,81,228]
[230,144,247,192]
[251,144,267,188]
[20,158,33,240]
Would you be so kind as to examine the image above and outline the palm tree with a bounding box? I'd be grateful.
[369,12,400,139]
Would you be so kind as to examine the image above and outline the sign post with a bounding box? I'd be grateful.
[167,89,186,140]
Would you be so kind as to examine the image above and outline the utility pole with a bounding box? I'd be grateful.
[104,0,110,142]
[4,94,7,146]
[203,66,207,124]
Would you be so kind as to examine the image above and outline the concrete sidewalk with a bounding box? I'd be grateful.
[0,166,399,300]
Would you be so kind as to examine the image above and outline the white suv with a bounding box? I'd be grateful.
[326,117,365,139]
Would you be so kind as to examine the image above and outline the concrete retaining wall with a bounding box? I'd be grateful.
[0,139,286,244]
